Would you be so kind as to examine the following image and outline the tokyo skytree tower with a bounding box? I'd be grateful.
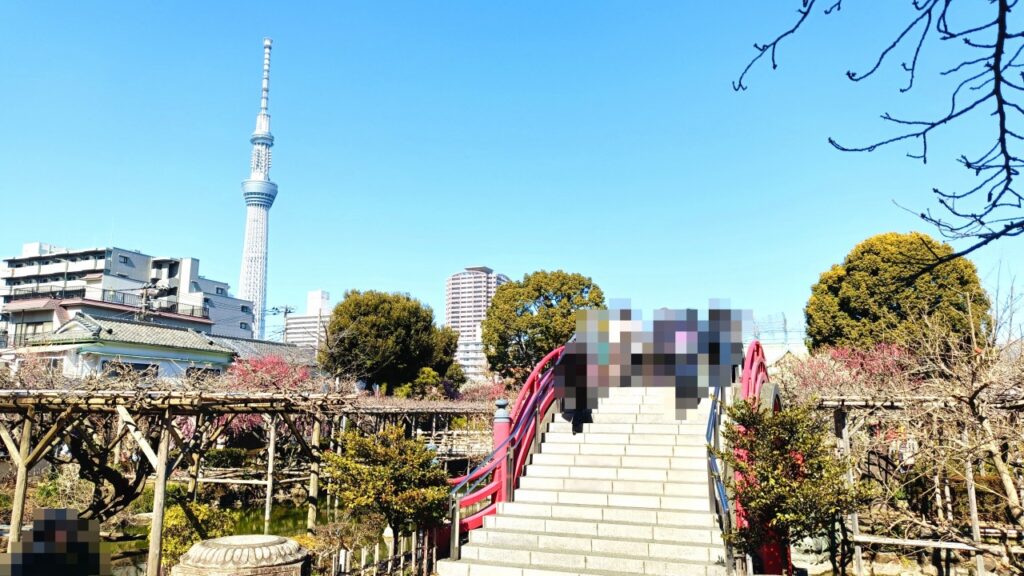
[238,38,277,339]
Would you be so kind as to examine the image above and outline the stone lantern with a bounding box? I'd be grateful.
[171,534,310,576]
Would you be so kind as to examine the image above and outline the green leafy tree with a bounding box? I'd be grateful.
[805,232,990,351]
[431,326,459,376]
[320,290,453,390]
[718,400,870,575]
[482,270,605,381]
[158,501,234,569]
[323,425,449,541]
[411,366,441,397]
[444,363,466,387]
[392,367,443,399]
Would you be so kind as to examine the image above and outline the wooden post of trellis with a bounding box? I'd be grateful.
[326,416,336,512]
[964,429,986,576]
[4,413,32,552]
[836,409,864,576]
[264,415,277,535]
[373,540,380,575]
[335,415,347,518]
[146,410,172,576]
[307,417,321,535]
[187,414,205,501]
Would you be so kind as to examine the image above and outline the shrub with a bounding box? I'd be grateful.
[159,502,234,569]
[323,425,449,539]
[718,399,871,569]
[203,447,248,468]
[31,465,92,511]
[459,380,506,402]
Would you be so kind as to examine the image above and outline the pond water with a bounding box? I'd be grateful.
[232,502,334,536]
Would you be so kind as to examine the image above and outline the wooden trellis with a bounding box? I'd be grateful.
[816,396,1009,576]
[0,390,490,576]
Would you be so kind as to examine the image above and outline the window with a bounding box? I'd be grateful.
[215,287,226,296]
[240,322,251,330]
[241,305,251,313]
[186,367,222,379]
[102,360,158,378]
[118,255,131,265]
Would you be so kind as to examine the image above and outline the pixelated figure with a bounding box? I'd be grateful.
[555,306,747,431]
[0,508,110,576]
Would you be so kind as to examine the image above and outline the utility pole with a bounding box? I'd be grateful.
[135,284,154,322]
[316,308,323,351]
[267,305,295,343]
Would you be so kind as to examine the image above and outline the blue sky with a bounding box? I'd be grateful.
[2,2,1021,342]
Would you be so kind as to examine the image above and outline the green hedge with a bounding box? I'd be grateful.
[204,448,248,468]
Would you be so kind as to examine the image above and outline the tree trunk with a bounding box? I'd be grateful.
[828,517,840,575]
[980,417,1024,527]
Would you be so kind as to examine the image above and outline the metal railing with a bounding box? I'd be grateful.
[447,346,564,559]
[4,287,208,320]
[100,290,210,319]
[707,379,734,571]
[6,287,86,302]
[101,289,142,307]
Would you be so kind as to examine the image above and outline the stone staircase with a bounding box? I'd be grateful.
[437,386,728,576]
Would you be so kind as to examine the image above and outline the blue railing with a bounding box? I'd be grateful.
[706,382,732,539]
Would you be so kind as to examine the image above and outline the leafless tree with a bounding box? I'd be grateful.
[780,303,1024,572]
[738,1,1024,264]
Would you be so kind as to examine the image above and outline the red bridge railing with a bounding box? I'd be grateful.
[447,346,565,559]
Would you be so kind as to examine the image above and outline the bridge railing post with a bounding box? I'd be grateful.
[492,399,511,502]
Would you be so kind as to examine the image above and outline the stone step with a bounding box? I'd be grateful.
[468,527,723,562]
[605,386,674,397]
[541,441,706,457]
[436,558,729,576]
[586,412,682,424]
[595,396,677,406]
[512,488,711,512]
[518,476,710,497]
[496,502,721,533]
[523,464,709,484]
[546,421,708,437]
[541,431,707,447]
[593,403,678,415]
[455,543,727,575]
[530,452,708,471]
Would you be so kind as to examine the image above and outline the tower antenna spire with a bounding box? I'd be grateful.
[260,38,271,113]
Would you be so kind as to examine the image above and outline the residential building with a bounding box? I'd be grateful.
[7,312,313,380]
[15,313,235,379]
[445,266,510,381]
[284,290,331,350]
[0,242,255,347]
[238,38,279,339]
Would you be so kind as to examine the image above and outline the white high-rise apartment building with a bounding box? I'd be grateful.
[446,266,510,381]
[284,290,331,350]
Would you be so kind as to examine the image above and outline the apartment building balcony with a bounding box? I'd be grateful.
[6,287,87,302]
[99,290,210,319]
[4,258,104,279]
[3,287,210,320]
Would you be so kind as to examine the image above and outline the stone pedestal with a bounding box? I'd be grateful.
[171,534,310,576]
